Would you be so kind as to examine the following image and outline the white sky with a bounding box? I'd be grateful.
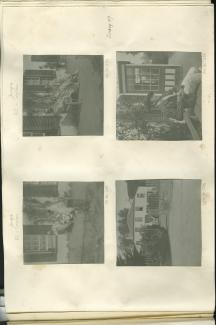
[117,52,151,64]
[116,181,131,216]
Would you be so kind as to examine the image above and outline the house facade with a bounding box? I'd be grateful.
[23,115,61,136]
[23,68,57,117]
[118,62,182,96]
[23,69,56,93]
[23,224,58,263]
[23,182,68,264]
[127,185,160,251]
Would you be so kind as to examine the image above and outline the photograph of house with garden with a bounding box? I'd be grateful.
[116,179,201,266]
[23,55,104,136]
[116,52,202,140]
[23,182,104,264]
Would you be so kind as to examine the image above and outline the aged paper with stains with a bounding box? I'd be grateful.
[1,1,214,320]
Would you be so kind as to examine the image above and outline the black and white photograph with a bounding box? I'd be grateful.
[23,182,104,264]
[23,55,104,136]
[116,179,201,266]
[116,52,202,140]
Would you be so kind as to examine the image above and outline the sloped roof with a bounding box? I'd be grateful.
[23,115,60,131]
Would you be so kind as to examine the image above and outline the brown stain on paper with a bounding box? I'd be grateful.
[199,143,205,151]
[32,264,46,271]
[202,191,210,205]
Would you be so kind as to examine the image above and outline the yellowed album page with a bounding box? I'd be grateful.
[1,1,214,318]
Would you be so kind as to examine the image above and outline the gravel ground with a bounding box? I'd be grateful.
[168,180,202,266]
[67,182,104,264]
[65,56,103,135]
